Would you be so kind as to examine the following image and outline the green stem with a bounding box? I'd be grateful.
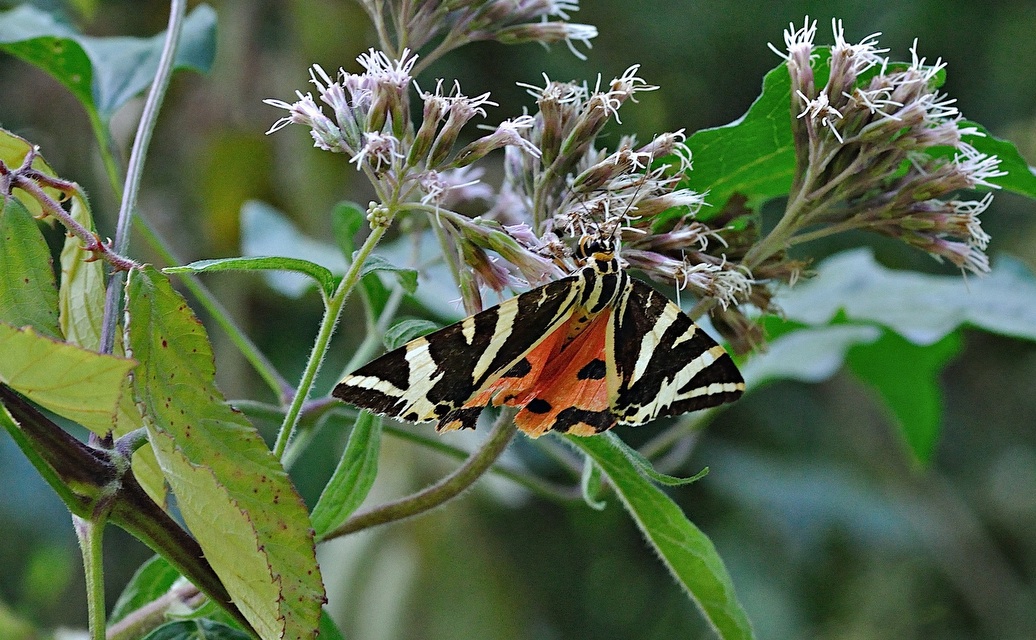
[324,410,518,538]
[383,424,579,503]
[273,223,390,459]
[73,515,107,640]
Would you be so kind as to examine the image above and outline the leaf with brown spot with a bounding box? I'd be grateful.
[126,266,323,640]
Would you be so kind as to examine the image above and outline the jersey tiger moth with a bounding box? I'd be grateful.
[333,236,745,437]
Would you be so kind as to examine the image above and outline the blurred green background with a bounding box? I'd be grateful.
[2,1,1035,638]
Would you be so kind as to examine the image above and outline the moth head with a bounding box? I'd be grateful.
[576,235,617,263]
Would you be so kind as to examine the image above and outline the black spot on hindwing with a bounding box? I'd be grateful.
[526,398,552,414]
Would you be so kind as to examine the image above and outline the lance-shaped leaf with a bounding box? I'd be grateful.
[311,411,382,539]
[0,323,133,434]
[166,256,338,300]
[126,266,323,640]
[566,434,755,640]
[0,196,60,338]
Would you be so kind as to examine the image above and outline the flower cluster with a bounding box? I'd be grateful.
[769,17,1005,273]
[355,0,597,62]
[488,66,756,313]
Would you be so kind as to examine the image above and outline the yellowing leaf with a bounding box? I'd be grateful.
[126,266,323,640]
[0,129,62,218]
[0,323,133,434]
[59,194,105,350]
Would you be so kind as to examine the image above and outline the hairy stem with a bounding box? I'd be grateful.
[323,410,518,539]
[383,424,580,503]
[74,515,107,640]
[273,222,391,459]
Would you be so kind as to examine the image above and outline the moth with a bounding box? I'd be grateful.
[333,236,745,437]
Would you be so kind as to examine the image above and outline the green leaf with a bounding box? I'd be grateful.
[0,196,60,338]
[777,248,1036,344]
[141,619,252,640]
[566,434,755,640]
[383,318,440,350]
[59,195,106,350]
[0,323,134,435]
[126,266,323,640]
[109,555,181,624]
[684,62,794,211]
[358,253,419,294]
[311,411,382,539]
[0,4,217,121]
[602,433,711,487]
[330,201,366,258]
[579,455,607,511]
[0,129,63,218]
[166,256,337,299]
[847,331,961,463]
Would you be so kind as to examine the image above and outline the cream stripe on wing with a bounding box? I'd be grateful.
[624,344,728,424]
[630,301,681,384]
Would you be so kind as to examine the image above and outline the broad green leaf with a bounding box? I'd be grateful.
[110,555,181,624]
[0,323,133,434]
[59,195,105,349]
[684,62,795,212]
[603,432,710,487]
[0,196,60,338]
[0,129,62,217]
[166,256,337,299]
[847,331,961,463]
[126,266,323,640]
[358,253,419,294]
[141,619,252,640]
[311,411,382,539]
[330,201,366,258]
[567,434,755,640]
[240,201,347,298]
[383,318,440,350]
[777,249,1036,345]
[0,4,217,121]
